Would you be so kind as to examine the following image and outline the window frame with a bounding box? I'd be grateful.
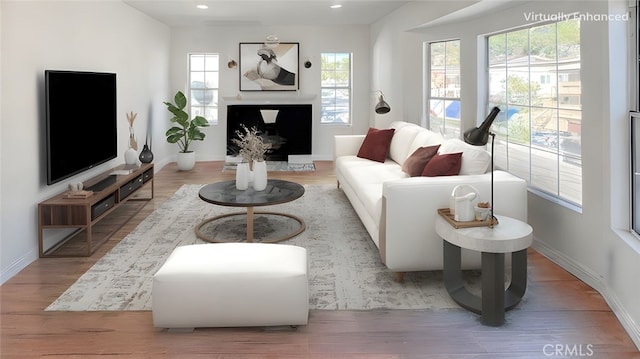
[632,1,640,238]
[320,52,352,125]
[486,19,582,208]
[188,53,220,125]
[427,39,461,139]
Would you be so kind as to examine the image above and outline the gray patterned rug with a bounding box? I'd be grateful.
[222,161,315,172]
[46,184,475,312]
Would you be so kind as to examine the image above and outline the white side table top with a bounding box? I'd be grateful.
[435,215,533,253]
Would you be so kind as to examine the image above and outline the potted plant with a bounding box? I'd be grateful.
[164,91,210,170]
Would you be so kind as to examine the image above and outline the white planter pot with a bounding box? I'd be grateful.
[235,162,250,190]
[252,160,268,191]
[177,151,196,171]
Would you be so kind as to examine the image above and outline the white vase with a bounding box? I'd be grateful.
[176,151,196,171]
[252,160,267,191]
[124,148,138,165]
[235,162,250,190]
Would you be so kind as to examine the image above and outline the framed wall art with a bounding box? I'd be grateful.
[239,42,299,91]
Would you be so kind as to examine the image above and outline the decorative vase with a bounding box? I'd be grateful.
[176,151,196,171]
[252,160,267,191]
[139,143,153,163]
[235,162,250,190]
[124,147,138,165]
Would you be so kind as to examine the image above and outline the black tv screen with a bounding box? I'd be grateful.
[45,70,117,185]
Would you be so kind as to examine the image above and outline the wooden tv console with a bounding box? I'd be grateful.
[38,163,154,257]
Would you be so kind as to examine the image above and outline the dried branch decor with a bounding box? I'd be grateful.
[126,111,138,150]
[232,125,271,164]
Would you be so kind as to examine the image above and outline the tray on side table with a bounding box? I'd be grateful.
[437,208,497,229]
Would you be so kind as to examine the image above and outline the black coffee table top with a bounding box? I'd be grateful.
[198,179,305,208]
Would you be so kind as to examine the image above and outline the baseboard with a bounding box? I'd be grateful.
[532,238,640,350]
[0,248,38,285]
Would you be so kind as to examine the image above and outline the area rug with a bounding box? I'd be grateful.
[222,161,315,172]
[46,184,478,312]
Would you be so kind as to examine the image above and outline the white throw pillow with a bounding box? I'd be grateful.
[407,129,445,156]
[388,124,421,165]
[438,138,491,175]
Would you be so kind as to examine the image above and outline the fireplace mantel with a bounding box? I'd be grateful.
[222,94,316,106]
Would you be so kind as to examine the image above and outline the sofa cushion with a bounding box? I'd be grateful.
[401,145,441,177]
[336,155,406,223]
[421,152,462,177]
[407,129,445,156]
[388,124,422,165]
[438,139,491,175]
[357,128,395,163]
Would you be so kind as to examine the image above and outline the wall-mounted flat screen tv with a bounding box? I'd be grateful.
[45,70,117,185]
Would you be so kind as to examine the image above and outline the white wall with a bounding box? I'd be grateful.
[370,1,481,129]
[0,1,170,282]
[371,0,639,348]
[168,24,372,161]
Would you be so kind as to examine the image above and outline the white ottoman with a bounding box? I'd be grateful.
[152,243,309,329]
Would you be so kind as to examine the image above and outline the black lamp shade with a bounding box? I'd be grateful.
[464,127,490,146]
[463,106,501,146]
[375,95,391,114]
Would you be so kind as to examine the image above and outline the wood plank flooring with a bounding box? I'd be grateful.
[2,161,639,358]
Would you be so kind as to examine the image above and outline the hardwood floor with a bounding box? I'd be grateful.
[2,161,638,358]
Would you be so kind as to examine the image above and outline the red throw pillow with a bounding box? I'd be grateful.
[357,128,395,163]
[421,152,463,177]
[401,145,441,177]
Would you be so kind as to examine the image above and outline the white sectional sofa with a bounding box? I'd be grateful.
[334,121,528,281]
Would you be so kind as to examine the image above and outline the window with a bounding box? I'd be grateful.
[633,1,640,237]
[633,113,640,235]
[321,53,351,124]
[189,53,219,124]
[428,40,461,139]
[487,19,582,206]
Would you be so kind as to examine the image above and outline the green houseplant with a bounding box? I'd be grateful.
[164,91,209,170]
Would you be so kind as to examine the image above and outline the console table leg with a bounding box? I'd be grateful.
[481,252,505,326]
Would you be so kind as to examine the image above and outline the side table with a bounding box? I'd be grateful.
[435,214,533,326]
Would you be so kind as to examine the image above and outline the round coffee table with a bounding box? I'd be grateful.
[196,179,306,243]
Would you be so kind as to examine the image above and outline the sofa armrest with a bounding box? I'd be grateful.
[334,135,365,161]
[379,171,528,272]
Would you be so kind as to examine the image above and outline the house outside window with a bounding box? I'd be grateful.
[321,53,351,124]
[428,40,461,139]
[189,53,219,125]
[487,19,582,206]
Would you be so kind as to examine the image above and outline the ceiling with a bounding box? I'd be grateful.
[123,0,411,27]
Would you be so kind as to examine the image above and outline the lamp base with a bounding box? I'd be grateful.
[488,215,499,228]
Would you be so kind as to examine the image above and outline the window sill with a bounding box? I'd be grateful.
[528,187,582,214]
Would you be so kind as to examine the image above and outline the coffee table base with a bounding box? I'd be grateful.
[195,208,306,243]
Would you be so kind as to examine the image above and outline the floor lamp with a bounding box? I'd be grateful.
[463,106,501,227]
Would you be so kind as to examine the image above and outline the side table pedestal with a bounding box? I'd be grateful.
[436,215,533,326]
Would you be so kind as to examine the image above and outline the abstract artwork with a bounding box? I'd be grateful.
[239,42,299,91]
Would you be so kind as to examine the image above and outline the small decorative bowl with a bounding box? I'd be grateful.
[474,205,491,221]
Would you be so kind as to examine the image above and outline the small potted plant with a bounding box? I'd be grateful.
[232,125,270,190]
[164,91,210,170]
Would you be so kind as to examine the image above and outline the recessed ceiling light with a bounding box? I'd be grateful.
[330,4,342,9]
[196,4,208,10]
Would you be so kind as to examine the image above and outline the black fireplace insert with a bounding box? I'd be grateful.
[226,104,312,161]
